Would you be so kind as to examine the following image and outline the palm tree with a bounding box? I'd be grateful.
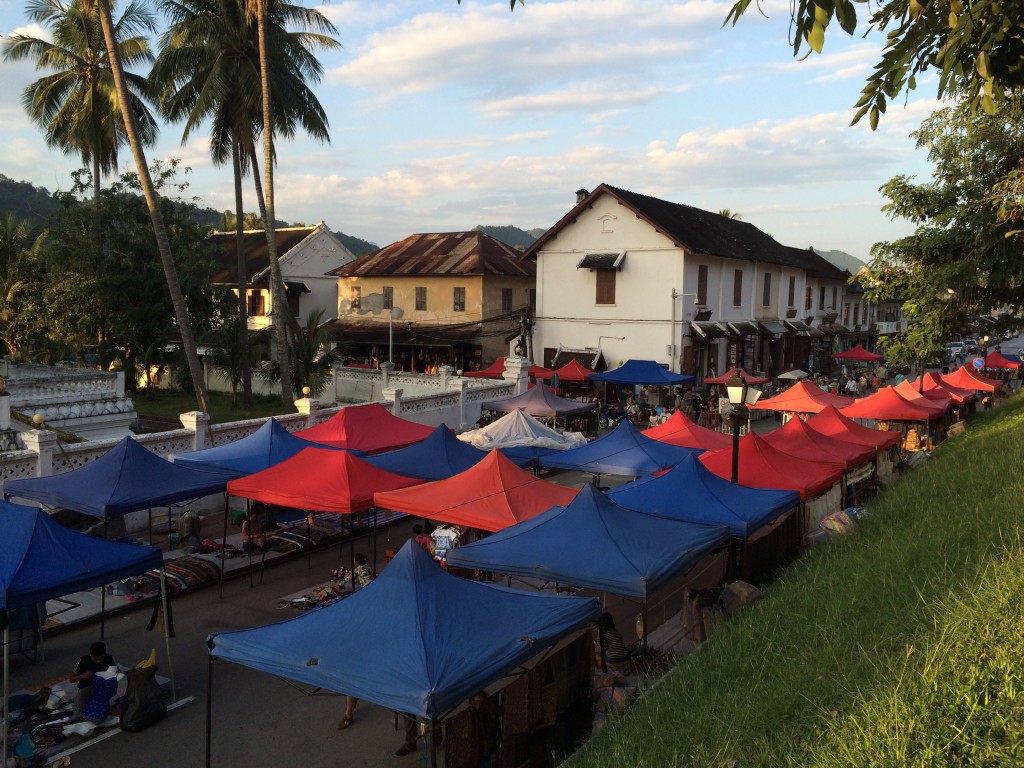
[718,209,743,220]
[258,308,344,398]
[82,0,212,414]
[0,214,43,360]
[152,0,337,408]
[205,315,269,404]
[2,0,158,212]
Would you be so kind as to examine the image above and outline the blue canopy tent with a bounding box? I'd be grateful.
[206,541,599,766]
[362,424,487,480]
[5,436,229,626]
[606,454,799,537]
[0,502,174,754]
[445,485,729,600]
[607,454,802,584]
[537,420,703,478]
[587,359,695,386]
[169,418,330,478]
[5,436,229,518]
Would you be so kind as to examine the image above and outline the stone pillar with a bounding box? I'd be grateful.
[115,370,125,398]
[180,411,211,451]
[0,391,9,431]
[502,356,531,395]
[294,396,320,428]
[458,378,469,430]
[22,430,57,477]
[380,361,394,389]
[383,387,403,416]
[439,365,454,390]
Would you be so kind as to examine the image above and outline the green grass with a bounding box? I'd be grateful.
[569,396,1024,768]
[131,388,298,424]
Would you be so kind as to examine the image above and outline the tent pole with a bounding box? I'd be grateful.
[149,508,153,549]
[4,625,9,767]
[428,717,439,768]
[372,509,378,577]
[259,507,270,585]
[306,512,312,571]
[101,518,108,639]
[205,655,214,768]
[247,500,254,589]
[36,602,44,663]
[219,492,229,599]
[349,518,356,592]
[159,566,177,703]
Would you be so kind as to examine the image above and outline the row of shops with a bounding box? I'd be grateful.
[685,317,880,384]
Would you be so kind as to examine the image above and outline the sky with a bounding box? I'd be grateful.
[0,0,944,260]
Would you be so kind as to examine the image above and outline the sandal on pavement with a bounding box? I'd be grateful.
[337,715,354,730]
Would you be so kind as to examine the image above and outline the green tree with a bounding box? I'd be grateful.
[859,100,1024,365]
[204,315,269,404]
[51,0,213,414]
[0,213,44,360]
[152,0,337,408]
[1,0,158,210]
[724,0,1024,128]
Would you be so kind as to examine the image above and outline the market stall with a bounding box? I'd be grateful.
[294,402,434,453]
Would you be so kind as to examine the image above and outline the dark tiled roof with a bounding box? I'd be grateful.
[525,184,855,278]
[210,227,315,285]
[332,231,535,278]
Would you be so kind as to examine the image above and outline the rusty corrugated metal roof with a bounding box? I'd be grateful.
[331,231,535,278]
[209,227,315,285]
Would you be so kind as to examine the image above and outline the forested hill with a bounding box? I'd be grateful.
[0,174,61,224]
[813,248,866,274]
[0,174,379,254]
[474,224,546,250]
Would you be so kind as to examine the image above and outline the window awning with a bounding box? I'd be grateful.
[727,321,760,336]
[549,346,607,370]
[784,320,812,332]
[758,320,788,336]
[691,321,731,339]
[576,251,626,270]
[820,323,851,334]
[284,281,311,294]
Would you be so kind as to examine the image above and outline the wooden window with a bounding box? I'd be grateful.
[415,287,427,311]
[453,287,466,312]
[853,304,860,325]
[819,285,826,310]
[528,289,536,312]
[843,303,851,326]
[831,286,838,310]
[762,273,772,307]
[595,269,616,305]
[287,292,300,317]
[247,292,264,316]
[697,265,708,305]
[501,288,513,311]
[351,286,361,310]
[733,269,742,307]
[805,285,813,310]
[383,286,393,310]
[788,276,795,307]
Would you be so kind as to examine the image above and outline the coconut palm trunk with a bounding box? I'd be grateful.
[232,138,253,407]
[253,0,294,408]
[94,0,211,414]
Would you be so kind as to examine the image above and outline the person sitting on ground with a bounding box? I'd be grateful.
[241,512,265,554]
[354,553,373,588]
[69,641,115,717]
[595,612,631,670]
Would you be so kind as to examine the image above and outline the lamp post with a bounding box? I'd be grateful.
[725,371,762,484]
[982,334,990,376]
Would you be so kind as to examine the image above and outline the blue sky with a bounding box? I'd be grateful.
[0,0,941,259]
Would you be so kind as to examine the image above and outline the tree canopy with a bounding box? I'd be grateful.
[724,0,1024,128]
[859,100,1024,364]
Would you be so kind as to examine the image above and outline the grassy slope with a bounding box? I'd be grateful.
[132,389,289,424]
[570,396,1024,767]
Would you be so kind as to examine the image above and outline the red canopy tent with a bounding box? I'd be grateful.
[764,416,875,470]
[373,450,578,532]
[643,411,733,451]
[832,344,884,362]
[463,358,554,379]
[984,351,1021,369]
[294,403,434,453]
[840,386,938,422]
[704,367,770,386]
[920,372,976,405]
[699,432,844,501]
[227,448,423,512]
[537,359,596,382]
[805,405,901,450]
[942,366,1003,393]
[751,380,854,415]
[893,380,951,416]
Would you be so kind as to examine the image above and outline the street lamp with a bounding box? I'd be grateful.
[982,334,991,376]
[725,371,762,484]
